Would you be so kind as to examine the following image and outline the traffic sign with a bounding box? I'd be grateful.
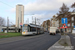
[62,24,67,28]
[74,28,75,29]
[74,26,75,28]
[20,23,22,26]
[61,18,67,24]
[60,24,67,29]
[74,26,75,30]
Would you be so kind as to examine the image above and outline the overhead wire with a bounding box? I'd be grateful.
[0,0,14,8]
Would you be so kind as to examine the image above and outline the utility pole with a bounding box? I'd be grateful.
[18,16,19,32]
[37,18,40,25]
[7,17,8,33]
[7,17,9,33]
[26,19,28,24]
[11,22,17,32]
[21,11,22,33]
[46,20,47,31]
[32,16,33,24]
[35,17,36,25]
[28,18,29,24]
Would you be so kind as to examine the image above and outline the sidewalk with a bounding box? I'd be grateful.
[68,33,75,50]
[48,35,73,50]
[72,33,75,36]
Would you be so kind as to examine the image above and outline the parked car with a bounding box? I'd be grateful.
[56,29,60,33]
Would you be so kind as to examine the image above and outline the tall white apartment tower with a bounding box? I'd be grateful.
[16,4,24,28]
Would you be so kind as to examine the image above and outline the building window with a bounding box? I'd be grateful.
[68,24,70,27]
[72,23,74,26]
[71,17,74,21]
[68,19,70,21]
[52,20,53,23]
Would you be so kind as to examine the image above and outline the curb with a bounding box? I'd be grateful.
[48,36,61,50]
[48,35,72,50]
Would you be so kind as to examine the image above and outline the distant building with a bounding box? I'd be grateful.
[42,21,46,31]
[42,20,50,31]
[2,27,17,32]
[50,15,59,27]
[46,20,50,31]
[16,4,24,28]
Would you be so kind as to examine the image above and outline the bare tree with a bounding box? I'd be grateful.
[47,20,50,27]
[42,21,46,28]
[71,2,75,8]
[0,17,5,26]
[46,20,50,31]
[56,3,69,29]
[71,2,75,12]
[58,3,69,14]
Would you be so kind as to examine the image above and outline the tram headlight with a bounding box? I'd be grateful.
[23,32,25,34]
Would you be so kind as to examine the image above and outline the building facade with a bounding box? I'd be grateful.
[42,20,50,31]
[42,21,47,31]
[16,4,24,28]
[50,15,59,27]
[70,12,75,32]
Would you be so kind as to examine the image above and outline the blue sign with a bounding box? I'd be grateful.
[20,23,22,26]
[74,26,75,28]
[61,18,67,24]
[20,24,23,26]
[66,23,67,26]
[1,29,3,32]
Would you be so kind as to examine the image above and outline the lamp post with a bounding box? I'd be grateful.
[7,17,9,33]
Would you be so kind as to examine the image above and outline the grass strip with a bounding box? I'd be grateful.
[0,32,22,38]
[58,39,68,46]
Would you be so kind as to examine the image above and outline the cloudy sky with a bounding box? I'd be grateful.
[0,0,75,25]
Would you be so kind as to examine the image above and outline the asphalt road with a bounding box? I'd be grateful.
[0,32,61,50]
[68,34,75,50]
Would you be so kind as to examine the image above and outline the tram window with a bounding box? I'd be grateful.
[37,28,40,30]
[22,26,27,31]
[30,27,36,32]
[28,26,30,32]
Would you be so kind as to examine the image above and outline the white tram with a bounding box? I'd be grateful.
[22,24,44,35]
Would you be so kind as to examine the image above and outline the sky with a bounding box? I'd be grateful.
[0,0,75,26]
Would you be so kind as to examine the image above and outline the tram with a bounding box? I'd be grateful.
[22,24,44,35]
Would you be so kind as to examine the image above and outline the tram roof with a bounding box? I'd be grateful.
[23,24,41,28]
